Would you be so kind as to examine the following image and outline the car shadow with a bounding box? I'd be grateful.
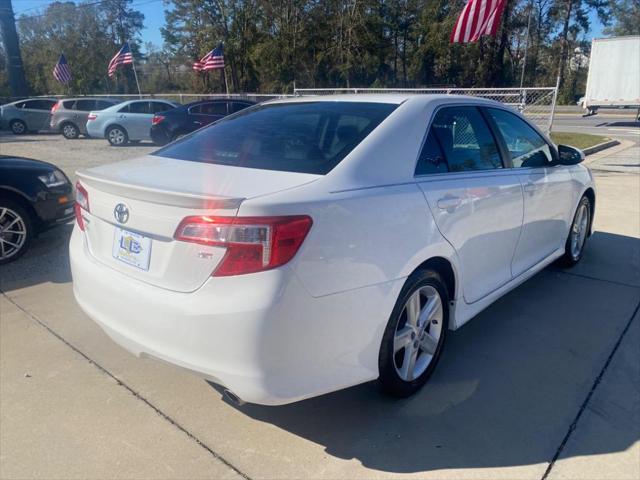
[217,230,639,474]
[600,121,640,128]
[0,223,73,292]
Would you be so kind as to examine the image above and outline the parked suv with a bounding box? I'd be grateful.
[86,99,179,146]
[50,98,120,139]
[0,98,58,134]
[150,99,255,145]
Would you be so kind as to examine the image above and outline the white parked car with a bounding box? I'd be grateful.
[85,99,179,146]
[70,95,595,405]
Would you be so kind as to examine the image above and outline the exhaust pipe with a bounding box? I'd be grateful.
[223,389,245,406]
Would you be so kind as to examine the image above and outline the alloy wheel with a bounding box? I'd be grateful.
[63,124,78,139]
[108,128,125,145]
[11,121,25,134]
[570,202,589,260]
[0,207,28,261]
[393,285,443,381]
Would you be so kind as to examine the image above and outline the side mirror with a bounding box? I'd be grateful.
[557,144,585,165]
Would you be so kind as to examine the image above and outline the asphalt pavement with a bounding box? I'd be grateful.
[0,113,639,479]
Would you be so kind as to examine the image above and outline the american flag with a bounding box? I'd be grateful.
[450,0,507,43]
[193,45,225,72]
[108,42,134,77]
[53,54,72,84]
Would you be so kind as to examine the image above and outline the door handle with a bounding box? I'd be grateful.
[437,196,462,210]
[524,183,536,193]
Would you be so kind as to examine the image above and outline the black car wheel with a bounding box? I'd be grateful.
[0,200,33,265]
[10,120,27,135]
[152,128,171,146]
[61,122,80,139]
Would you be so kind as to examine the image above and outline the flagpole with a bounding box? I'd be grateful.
[222,66,229,96]
[131,59,142,98]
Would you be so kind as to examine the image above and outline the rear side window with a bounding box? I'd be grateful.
[486,108,553,168]
[62,100,76,110]
[23,99,56,110]
[415,130,447,175]
[95,100,115,110]
[429,106,503,172]
[156,102,398,175]
[129,102,151,114]
[230,102,252,113]
[151,102,173,113]
[75,99,95,111]
[191,102,227,115]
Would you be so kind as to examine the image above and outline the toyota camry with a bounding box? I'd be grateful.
[70,95,595,405]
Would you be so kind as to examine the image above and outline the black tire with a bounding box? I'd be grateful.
[61,122,80,139]
[9,119,27,135]
[558,195,591,268]
[152,129,171,146]
[106,125,128,146]
[378,269,449,398]
[0,199,34,265]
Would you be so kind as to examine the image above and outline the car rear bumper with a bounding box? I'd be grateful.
[70,227,401,405]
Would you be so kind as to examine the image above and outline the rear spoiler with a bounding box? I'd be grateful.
[76,170,244,209]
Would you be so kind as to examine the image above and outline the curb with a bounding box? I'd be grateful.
[584,139,620,156]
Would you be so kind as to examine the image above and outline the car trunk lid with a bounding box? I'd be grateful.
[76,155,319,292]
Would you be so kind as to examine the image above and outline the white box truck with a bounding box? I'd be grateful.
[582,36,640,118]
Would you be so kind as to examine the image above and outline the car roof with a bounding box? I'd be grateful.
[8,97,57,105]
[118,99,179,105]
[61,97,120,102]
[183,99,256,107]
[265,93,504,107]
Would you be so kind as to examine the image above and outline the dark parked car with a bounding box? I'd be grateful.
[50,97,121,139]
[0,155,74,264]
[149,99,255,145]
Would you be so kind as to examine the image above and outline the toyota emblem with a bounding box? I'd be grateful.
[114,203,130,224]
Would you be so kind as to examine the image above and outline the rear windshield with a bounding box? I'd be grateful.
[155,102,398,174]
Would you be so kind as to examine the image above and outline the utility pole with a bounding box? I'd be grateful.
[0,0,28,97]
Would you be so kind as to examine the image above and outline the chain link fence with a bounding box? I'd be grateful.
[0,93,293,105]
[2,87,558,132]
[293,87,559,133]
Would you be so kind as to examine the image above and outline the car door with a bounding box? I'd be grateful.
[484,108,575,276]
[123,101,153,139]
[187,102,227,132]
[415,105,524,304]
[21,99,56,131]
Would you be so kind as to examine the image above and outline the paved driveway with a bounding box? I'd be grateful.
[0,134,638,479]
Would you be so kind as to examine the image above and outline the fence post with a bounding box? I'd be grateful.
[547,76,560,134]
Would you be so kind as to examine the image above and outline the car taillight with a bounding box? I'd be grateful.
[51,101,61,114]
[87,113,97,121]
[174,215,313,276]
[74,181,89,231]
[152,115,165,126]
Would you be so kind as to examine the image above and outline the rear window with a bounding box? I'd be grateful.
[155,102,397,174]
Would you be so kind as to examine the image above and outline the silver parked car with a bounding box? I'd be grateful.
[50,98,121,139]
[86,99,179,146]
[0,98,58,134]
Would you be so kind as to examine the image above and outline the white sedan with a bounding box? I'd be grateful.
[70,95,595,405]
